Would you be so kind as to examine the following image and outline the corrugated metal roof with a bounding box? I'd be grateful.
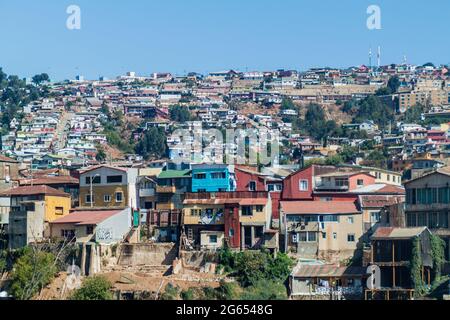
[371,227,428,240]
[158,170,191,179]
[292,265,366,278]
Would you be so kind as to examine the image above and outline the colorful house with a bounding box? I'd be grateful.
[191,164,236,193]
[280,200,362,263]
[78,165,138,209]
[182,191,277,252]
[0,186,71,249]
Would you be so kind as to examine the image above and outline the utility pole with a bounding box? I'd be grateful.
[89,174,100,208]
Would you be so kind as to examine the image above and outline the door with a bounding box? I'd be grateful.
[244,226,252,248]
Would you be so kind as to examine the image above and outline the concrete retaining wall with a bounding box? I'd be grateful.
[118,243,178,266]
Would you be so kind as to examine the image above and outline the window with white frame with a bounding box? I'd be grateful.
[104,195,111,203]
[299,179,309,191]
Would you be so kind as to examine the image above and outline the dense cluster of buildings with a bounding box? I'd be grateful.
[1,63,450,299]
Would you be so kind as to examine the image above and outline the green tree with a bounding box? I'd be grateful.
[430,234,446,284]
[303,103,341,142]
[32,73,50,85]
[71,276,113,300]
[353,95,394,130]
[404,104,425,123]
[240,280,287,300]
[96,145,107,162]
[10,248,57,300]
[169,105,191,122]
[160,283,180,300]
[410,237,426,297]
[135,127,168,160]
[387,76,400,94]
[280,98,296,111]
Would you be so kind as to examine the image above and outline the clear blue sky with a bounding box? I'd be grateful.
[0,0,448,81]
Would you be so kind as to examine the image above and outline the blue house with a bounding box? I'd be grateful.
[191,164,236,193]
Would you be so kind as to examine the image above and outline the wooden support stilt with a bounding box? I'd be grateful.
[392,241,396,287]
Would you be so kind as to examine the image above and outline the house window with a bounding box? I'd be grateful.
[357,179,364,187]
[115,192,123,202]
[211,172,226,179]
[242,206,253,216]
[104,195,111,203]
[144,202,153,209]
[249,181,257,191]
[322,232,327,239]
[298,232,317,242]
[299,180,309,191]
[85,194,93,204]
[107,175,123,184]
[194,173,206,179]
[371,211,381,223]
[209,235,218,244]
[24,203,35,212]
[347,217,354,224]
[347,234,356,242]
[407,213,417,227]
[229,229,235,237]
[256,205,264,212]
[85,176,101,184]
[61,230,75,239]
[335,178,349,187]
[55,207,64,215]
[333,232,337,240]
[86,225,94,234]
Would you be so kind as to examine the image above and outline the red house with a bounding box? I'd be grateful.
[235,166,283,219]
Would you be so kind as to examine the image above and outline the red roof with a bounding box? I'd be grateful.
[281,201,360,215]
[0,155,18,163]
[51,210,123,225]
[376,185,405,194]
[184,198,268,206]
[360,195,404,208]
[0,185,70,197]
[19,176,79,186]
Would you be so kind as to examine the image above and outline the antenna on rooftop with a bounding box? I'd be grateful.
[369,47,373,70]
[377,46,381,68]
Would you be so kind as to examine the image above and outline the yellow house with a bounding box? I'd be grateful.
[0,185,71,249]
[78,165,139,209]
[2,185,71,222]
